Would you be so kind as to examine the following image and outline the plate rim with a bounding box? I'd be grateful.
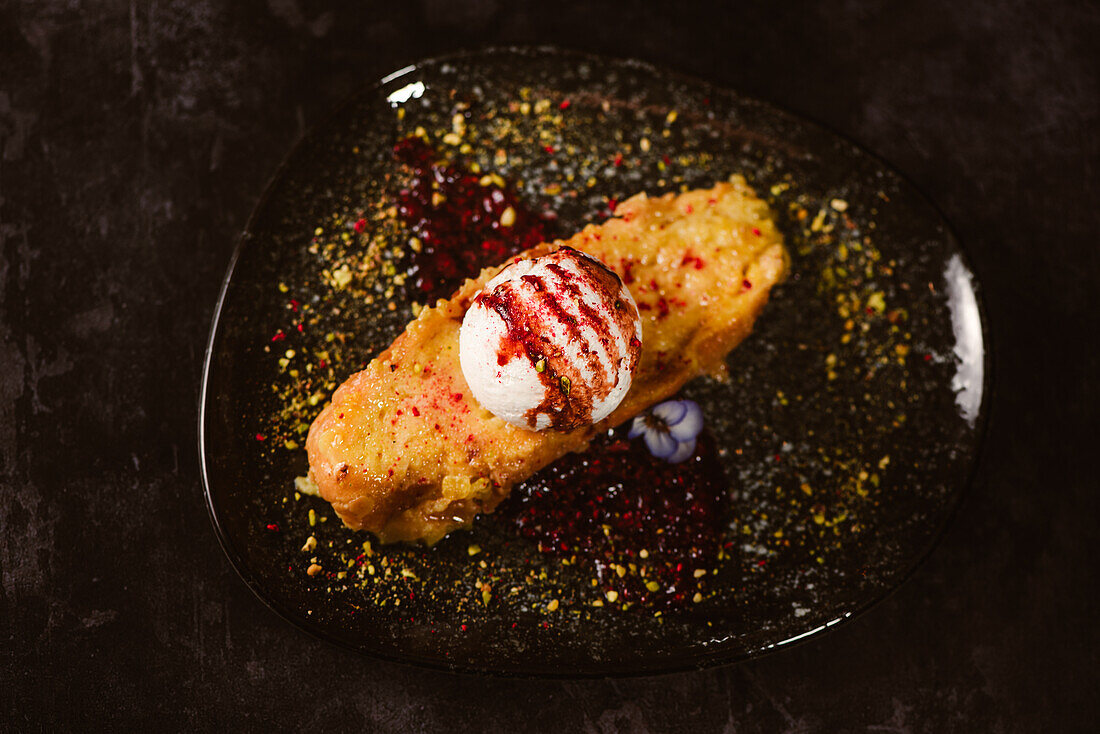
[198,44,994,678]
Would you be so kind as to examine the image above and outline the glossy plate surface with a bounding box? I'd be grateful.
[200,48,989,676]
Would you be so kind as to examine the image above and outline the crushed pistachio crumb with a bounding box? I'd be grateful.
[332,264,352,288]
[294,475,320,496]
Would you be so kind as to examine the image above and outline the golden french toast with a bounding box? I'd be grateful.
[306,179,788,544]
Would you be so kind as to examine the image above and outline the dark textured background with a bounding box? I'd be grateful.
[1,1,1097,731]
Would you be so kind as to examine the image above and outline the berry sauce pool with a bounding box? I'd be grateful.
[507,430,727,607]
[393,136,552,301]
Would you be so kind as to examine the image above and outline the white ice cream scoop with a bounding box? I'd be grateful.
[459,247,642,431]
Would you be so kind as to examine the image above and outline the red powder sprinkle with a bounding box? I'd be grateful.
[684,204,693,214]
[608,198,618,212]
[680,252,705,269]
[559,99,571,110]
[742,279,753,290]
[924,353,933,362]
[613,152,623,167]
[255,433,265,441]
[266,523,279,531]
[271,331,285,342]
[354,218,367,233]
[656,298,670,318]
[451,392,464,402]
[319,360,327,368]
[296,323,304,332]
[460,624,467,632]
[289,299,300,312]
[543,145,555,154]
[411,407,420,417]
[752,227,762,236]
[621,260,635,284]
[338,413,344,419]
[662,154,671,165]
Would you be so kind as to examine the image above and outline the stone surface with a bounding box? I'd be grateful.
[1,0,1097,730]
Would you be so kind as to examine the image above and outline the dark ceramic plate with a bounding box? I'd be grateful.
[200,48,989,676]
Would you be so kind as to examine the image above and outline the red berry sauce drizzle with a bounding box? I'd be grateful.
[393,136,553,301]
[508,430,728,608]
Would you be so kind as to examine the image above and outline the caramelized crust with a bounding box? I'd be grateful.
[306,179,789,543]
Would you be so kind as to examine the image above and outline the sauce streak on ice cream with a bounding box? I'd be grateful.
[473,247,641,430]
[393,137,551,301]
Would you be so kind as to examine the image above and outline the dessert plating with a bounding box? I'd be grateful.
[306,180,788,544]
